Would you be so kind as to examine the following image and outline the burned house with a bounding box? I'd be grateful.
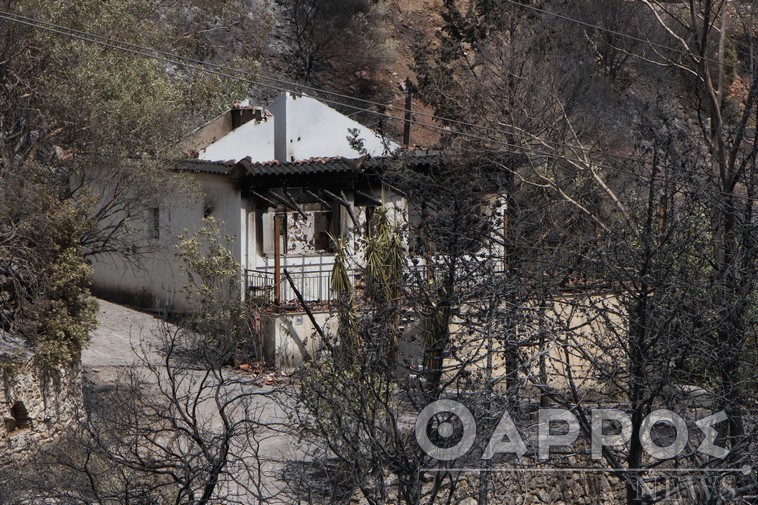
[88,92,413,365]
[180,154,404,308]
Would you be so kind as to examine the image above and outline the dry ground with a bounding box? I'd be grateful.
[82,299,298,503]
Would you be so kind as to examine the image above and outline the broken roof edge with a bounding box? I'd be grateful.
[175,150,448,178]
[236,155,363,177]
[182,91,409,161]
[176,158,238,175]
[182,103,274,159]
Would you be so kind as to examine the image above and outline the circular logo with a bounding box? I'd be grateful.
[415,400,476,461]
[640,409,688,460]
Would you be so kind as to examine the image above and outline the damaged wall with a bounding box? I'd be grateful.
[0,333,82,466]
[260,204,343,257]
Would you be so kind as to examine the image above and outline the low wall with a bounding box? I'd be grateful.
[261,311,339,369]
[0,342,82,466]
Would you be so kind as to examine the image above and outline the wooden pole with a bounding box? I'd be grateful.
[274,213,282,306]
[403,78,413,147]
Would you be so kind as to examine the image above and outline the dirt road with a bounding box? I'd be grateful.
[82,299,165,384]
[82,299,297,502]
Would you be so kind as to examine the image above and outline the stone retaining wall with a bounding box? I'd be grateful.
[0,352,82,466]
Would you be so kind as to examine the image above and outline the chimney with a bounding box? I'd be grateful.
[230,101,260,130]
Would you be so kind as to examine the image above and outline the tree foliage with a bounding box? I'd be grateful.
[1,216,275,504]
[176,217,260,364]
[279,0,394,86]
[0,0,269,361]
[0,163,97,367]
[5,0,267,159]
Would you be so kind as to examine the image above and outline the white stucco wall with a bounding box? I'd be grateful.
[261,312,338,370]
[91,92,406,312]
[89,174,248,312]
[198,114,276,163]
[268,92,398,161]
[196,93,399,165]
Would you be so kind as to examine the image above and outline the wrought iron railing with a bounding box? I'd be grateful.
[245,267,338,305]
[246,257,504,306]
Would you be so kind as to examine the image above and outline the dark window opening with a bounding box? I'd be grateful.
[7,401,32,432]
[261,205,341,255]
[314,209,338,252]
[203,200,215,218]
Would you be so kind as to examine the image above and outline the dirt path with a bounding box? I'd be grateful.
[82,298,165,385]
[82,299,297,502]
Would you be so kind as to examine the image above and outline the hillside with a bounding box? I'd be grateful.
[1,1,758,503]
[259,0,444,147]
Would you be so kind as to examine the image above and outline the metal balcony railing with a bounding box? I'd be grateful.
[245,267,338,306]
[246,256,504,307]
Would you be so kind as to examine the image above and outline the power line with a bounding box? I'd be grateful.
[0,9,746,200]
[2,3,750,176]
[503,0,754,74]
[0,10,582,152]
[0,10,755,202]
[0,7,728,158]
[0,9,652,166]
[0,9,549,152]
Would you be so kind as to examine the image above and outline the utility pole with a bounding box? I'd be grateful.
[402,78,415,147]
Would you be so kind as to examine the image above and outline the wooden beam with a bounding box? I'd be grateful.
[282,188,310,220]
[340,190,359,227]
[355,189,382,206]
[380,181,409,199]
[267,190,307,219]
[251,190,278,209]
[274,214,282,306]
[304,189,332,209]
[322,189,359,227]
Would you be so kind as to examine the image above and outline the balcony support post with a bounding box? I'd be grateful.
[274,213,282,306]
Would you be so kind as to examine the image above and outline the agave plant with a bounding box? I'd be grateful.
[330,235,359,358]
[364,206,405,305]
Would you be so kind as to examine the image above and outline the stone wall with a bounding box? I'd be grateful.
[350,469,626,504]
[0,334,82,466]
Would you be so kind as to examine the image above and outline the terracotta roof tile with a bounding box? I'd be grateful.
[237,156,360,177]
[178,159,236,175]
[176,151,446,178]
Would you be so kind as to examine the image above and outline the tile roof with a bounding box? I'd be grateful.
[236,156,361,177]
[177,159,236,175]
[177,151,446,178]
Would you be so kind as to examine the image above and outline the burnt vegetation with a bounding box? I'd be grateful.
[0,0,758,504]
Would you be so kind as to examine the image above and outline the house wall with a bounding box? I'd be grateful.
[261,312,338,370]
[90,173,247,312]
[89,174,406,314]
[269,93,398,161]
[183,112,234,157]
[248,190,408,304]
[198,113,275,163]
[189,92,399,165]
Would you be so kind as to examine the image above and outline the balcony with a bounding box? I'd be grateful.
[246,257,504,308]
[245,267,341,307]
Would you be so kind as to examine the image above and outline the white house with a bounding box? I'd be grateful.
[187,92,394,163]
[88,92,423,365]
